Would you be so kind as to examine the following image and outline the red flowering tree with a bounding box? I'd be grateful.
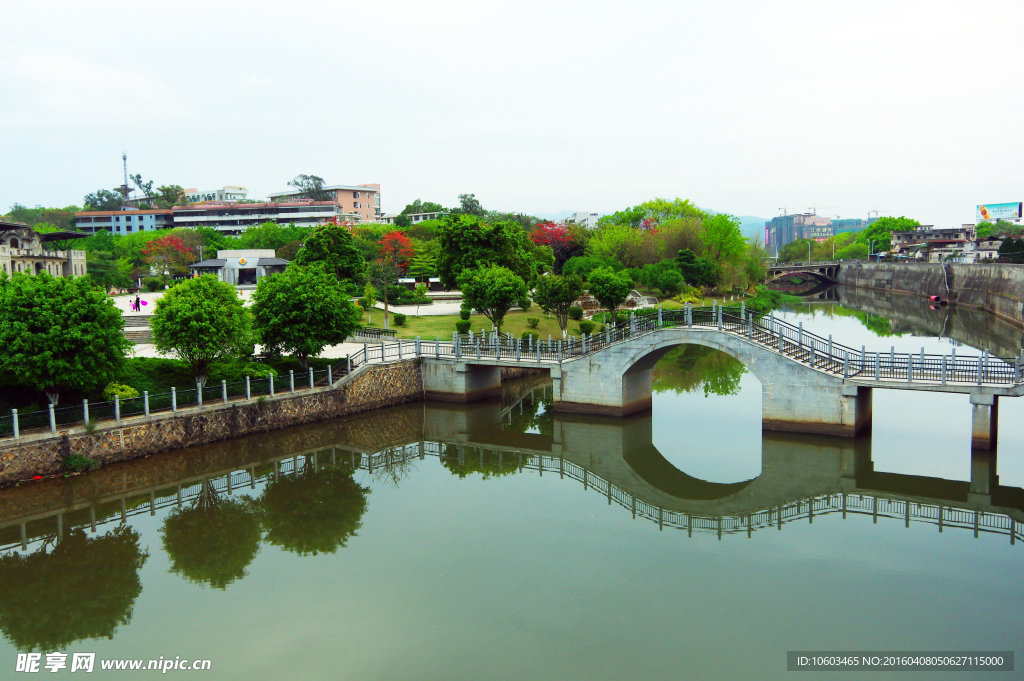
[379,231,415,273]
[142,235,194,275]
[529,221,580,273]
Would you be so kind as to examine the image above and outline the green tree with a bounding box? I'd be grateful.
[129,173,154,205]
[251,266,359,368]
[150,275,252,387]
[154,184,185,208]
[855,216,920,253]
[0,273,130,405]
[0,525,148,651]
[457,265,528,335]
[367,260,402,330]
[259,464,370,556]
[700,213,746,265]
[455,193,486,216]
[83,189,123,211]
[651,345,745,397]
[587,267,633,318]
[675,249,719,288]
[161,484,262,590]
[292,221,366,284]
[562,255,616,279]
[600,197,707,228]
[533,274,585,337]
[287,174,334,201]
[435,215,535,289]
[86,252,133,290]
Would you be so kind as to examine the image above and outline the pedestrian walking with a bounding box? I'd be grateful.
[135,295,141,313]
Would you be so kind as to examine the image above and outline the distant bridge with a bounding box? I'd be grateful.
[767,261,841,283]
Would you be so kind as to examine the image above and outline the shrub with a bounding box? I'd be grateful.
[459,309,471,321]
[518,297,532,312]
[578,320,595,335]
[243,364,278,379]
[102,382,139,401]
[393,313,407,326]
[526,317,540,329]
[142,277,162,292]
[521,330,540,342]
[568,306,584,321]
[61,454,99,473]
[455,320,471,334]
[357,297,368,309]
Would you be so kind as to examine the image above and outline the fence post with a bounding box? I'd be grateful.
[415,336,421,356]
[309,368,314,389]
[269,374,275,397]
[347,356,352,374]
[827,334,832,358]
[289,370,295,393]
[798,322,803,348]
[222,380,228,404]
[11,409,18,439]
[83,399,89,426]
[861,345,866,372]
[941,354,947,385]
[115,394,121,422]
[245,377,251,400]
[144,391,150,416]
[717,306,722,330]
[907,355,913,383]
[630,311,636,335]
[49,403,56,433]
[741,301,745,318]
[558,340,563,363]
[843,354,849,379]
[657,305,662,328]
[875,353,880,380]
[398,341,403,360]
[197,383,203,407]
[172,387,177,412]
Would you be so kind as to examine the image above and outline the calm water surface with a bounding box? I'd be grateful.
[0,291,1021,680]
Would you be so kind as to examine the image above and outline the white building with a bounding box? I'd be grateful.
[189,249,289,286]
[184,186,249,203]
[567,211,600,229]
[74,208,174,235]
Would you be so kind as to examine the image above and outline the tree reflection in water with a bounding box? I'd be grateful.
[0,526,148,651]
[652,345,745,397]
[260,461,370,557]
[441,444,522,480]
[160,480,261,590]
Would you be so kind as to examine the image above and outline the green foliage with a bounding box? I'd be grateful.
[699,213,746,265]
[150,275,253,387]
[734,286,802,313]
[161,493,261,590]
[293,222,366,283]
[393,313,407,326]
[103,383,139,400]
[578,320,595,335]
[587,267,633,316]
[526,317,540,329]
[234,221,311,252]
[251,266,359,370]
[0,525,148,651]
[652,345,745,397]
[260,466,370,556]
[587,223,647,267]
[435,215,536,289]
[142,277,163,292]
[521,330,540,341]
[85,252,133,290]
[455,193,486,216]
[0,273,131,405]
[532,274,586,336]
[675,249,719,288]
[7,204,80,230]
[287,174,334,201]
[673,285,703,304]
[455,320,472,334]
[83,189,123,211]
[855,216,920,253]
[637,261,684,296]
[459,309,471,321]
[568,306,584,321]
[154,185,185,209]
[562,255,617,279]
[242,364,278,379]
[456,265,529,335]
[61,454,100,472]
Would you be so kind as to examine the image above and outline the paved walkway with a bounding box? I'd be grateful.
[131,341,369,360]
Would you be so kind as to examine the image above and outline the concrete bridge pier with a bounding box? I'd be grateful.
[970,393,999,451]
[422,360,501,403]
[969,449,999,505]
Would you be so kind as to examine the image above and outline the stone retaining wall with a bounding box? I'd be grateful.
[0,361,423,486]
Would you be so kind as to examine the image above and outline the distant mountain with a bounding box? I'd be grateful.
[737,215,770,241]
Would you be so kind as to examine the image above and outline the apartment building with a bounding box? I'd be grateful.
[268,183,381,222]
[75,208,175,235]
[171,201,348,234]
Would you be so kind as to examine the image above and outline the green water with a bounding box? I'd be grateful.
[0,300,1021,680]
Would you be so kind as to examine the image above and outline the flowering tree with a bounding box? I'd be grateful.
[528,221,579,273]
[142,235,194,275]
[379,231,415,273]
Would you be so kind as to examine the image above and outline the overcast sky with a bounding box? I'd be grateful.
[2,0,1021,226]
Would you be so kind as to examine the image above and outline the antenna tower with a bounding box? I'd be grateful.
[120,150,131,206]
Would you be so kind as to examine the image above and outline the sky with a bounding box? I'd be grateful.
[2,0,1022,227]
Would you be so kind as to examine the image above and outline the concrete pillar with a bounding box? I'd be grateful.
[969,449,998,505]
[421,360,501,402]
[970,393,998,451]
[762,385,871,438]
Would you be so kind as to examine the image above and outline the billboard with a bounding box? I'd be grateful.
[976,202,1022,222]
[804,225,834,241]
[765,225,769,245]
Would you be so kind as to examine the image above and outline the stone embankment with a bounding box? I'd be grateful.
[836,263,1024,328]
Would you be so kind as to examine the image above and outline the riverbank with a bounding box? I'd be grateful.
[835,262,1024,329]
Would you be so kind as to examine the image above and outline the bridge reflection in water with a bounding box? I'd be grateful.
[1,393,1020,553]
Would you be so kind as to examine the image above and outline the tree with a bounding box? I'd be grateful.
[287,174,334,202]
[639,262,684,296]
[251,266,359,368]
[400,199,447,216]
[457,265,528,335]
[700,213,746,265]
[588,223,648,267]
[150,275,252,387]
[367,260,403,330]
[86,252,133,290]
[435,215,535,289]
[259,465,370,556]
[363,282,378,325]
[154,184,185,209]
[378,231,415,272]
[676,249,719,288]
[83,189,123,211]
[129,173,154,205]
[292,221,365,283]
[0,273,131,405]
[532,274,585,338]
[599,197,707,229]
[855,216,920,253]
[587,267,633,318]
[562,256,615,279]
[456,193,486,216]
[0,526,147,651]
[161,485,261,590]
[529,221,582,273]
[141,234,194,276]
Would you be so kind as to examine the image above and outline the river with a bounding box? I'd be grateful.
[0,291,1021,680]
